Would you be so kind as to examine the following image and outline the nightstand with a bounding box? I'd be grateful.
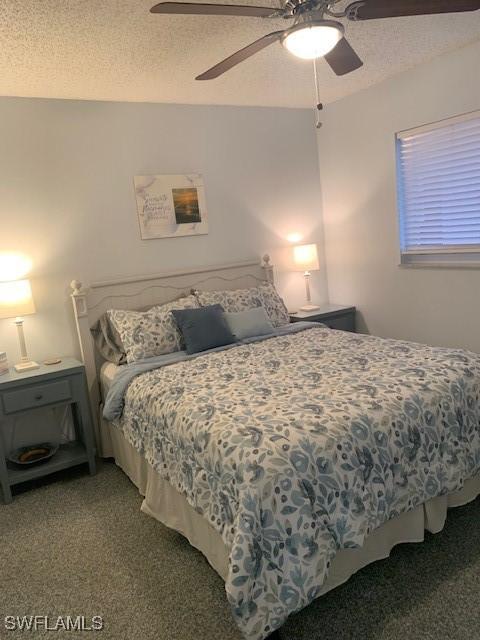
[290,304,356,332]
[0,358,96,503]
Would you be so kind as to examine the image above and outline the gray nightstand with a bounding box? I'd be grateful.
[0,358,96,503]
[290,304,356,332]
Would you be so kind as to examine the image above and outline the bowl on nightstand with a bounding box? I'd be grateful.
[8,443,59,466]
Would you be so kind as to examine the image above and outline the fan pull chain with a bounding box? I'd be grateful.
[313,58,323,129]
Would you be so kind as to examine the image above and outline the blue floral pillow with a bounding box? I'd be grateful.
[108,295,199,363]
[195,287,263,313]
[196,283,289,327]
[258,282,290,327]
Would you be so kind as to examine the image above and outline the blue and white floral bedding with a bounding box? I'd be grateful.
[106,325,480,640]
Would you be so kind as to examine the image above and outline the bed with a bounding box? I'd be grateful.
[71,257,480,640]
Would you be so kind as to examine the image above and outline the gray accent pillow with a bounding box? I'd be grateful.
[224,307,274,340]
[172,304,235,355]
[90,314,126,365]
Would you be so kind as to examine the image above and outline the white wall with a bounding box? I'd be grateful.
[318,40,480,353]
[0,98,326,363]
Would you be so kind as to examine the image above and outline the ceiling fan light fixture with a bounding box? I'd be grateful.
[282,20,344,60]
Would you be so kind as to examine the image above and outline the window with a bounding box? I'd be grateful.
[396,111,480,266]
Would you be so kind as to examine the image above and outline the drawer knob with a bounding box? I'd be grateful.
[35,394,43,401]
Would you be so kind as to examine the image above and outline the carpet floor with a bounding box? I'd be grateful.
[1,461,479,640]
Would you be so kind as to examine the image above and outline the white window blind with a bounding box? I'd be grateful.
[396,111,480,266]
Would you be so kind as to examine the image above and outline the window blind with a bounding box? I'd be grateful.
[396,111,480,264]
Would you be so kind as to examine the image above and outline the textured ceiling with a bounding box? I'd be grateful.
[0,1,479,108]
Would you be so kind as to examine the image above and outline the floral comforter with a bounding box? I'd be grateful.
[113,326,480,639]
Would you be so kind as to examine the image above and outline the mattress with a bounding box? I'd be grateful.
[106,420,480,581]
[102,324,480,640]
[105,418,480,625]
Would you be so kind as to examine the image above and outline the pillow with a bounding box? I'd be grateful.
[108,294,199,363]
[91,313,126,364]
[172,305,235,355]
[257,282,290,327]
[224,307,274,340]
[196,283,290,327]
[195,287,263,313]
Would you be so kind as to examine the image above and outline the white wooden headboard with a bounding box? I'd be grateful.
[70,255,274,447]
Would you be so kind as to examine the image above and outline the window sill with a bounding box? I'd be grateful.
[399,262,480,270]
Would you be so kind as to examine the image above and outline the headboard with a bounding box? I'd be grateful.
[70,255,274,447]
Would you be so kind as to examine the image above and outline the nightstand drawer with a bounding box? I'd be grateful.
[323,314,355,332]
[290,306,356,333]
[2,379,72,414]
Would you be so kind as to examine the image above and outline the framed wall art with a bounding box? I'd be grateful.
[134,174,208,240]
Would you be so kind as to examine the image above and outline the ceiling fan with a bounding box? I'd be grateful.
[150,0,480,80]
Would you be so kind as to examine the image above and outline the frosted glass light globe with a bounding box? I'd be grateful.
[283,23,342,60]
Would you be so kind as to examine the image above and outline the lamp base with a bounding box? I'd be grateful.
[14,360,40,372]
[300,304,321,312]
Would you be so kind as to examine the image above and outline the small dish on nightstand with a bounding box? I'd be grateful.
[8,443,59,466]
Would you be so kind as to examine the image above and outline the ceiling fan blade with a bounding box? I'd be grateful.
[324,37,363,76]
[346,0,480,20]
[150,2,278,17]
[196,30,284,80]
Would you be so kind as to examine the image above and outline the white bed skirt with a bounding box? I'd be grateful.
[102,415,480,590]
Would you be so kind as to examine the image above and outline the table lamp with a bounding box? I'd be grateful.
[293,243,320,312]
[0,279,39,371]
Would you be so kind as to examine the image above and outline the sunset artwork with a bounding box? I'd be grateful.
[172,188,201,224]
[134,174,208,239]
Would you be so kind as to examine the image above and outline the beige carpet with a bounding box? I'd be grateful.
[1,461,479,639]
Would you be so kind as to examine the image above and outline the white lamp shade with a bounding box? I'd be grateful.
[293,244,320,272]
[0,252,32,282]
[0,279,36,319]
